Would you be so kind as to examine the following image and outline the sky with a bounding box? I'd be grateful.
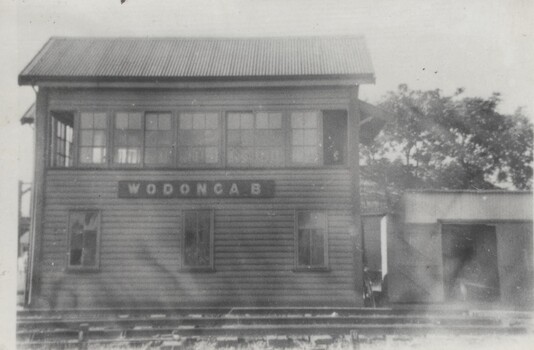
[0,0,533,345]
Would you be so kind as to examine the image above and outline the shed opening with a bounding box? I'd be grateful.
[441,224,500,303]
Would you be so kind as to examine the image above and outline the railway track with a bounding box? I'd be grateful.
[17,307,533,349]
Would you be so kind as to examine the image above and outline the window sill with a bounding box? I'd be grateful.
[293,266,330,273]
[66,267,100,273]
[180,267,216,273]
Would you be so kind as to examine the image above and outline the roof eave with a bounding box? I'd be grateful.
[18,73,375,87]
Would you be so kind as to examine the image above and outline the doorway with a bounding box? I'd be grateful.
[441,224,500,303]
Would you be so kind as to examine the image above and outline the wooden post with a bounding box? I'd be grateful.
[27,87,48,306]
[17,180,22,256]
[350,330,360,350]
[348,85,364,305]
[78,323,89,350]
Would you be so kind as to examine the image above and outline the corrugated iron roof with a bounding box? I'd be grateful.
[19,36,375,85]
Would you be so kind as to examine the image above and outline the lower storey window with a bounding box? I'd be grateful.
[296,211,327,269]
[182,210,214,270]
[68,210,100,270]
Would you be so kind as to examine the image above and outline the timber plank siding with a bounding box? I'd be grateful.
[39,168,357,308]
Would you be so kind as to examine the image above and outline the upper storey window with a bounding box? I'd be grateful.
[50,111,74,167]
[113,112,143,165]
[79,112,107,165]
[227,112,285,167]
[323,110,347,166]
[291,111,321,165]
[145,112,174,166]
[56,108,348,169]
[178,113,220,165]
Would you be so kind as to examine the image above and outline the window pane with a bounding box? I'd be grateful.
[227,130,241,146]
[292,130,304,145]
[92,147,106,163]
[80,131,93,146]
[227,113,241,129]
[205,147,219,163]
[79,147,92,163]
[83,231,97,266]
[240,113,254,129]
[127,132,142,146]
[115,148,140,164]
[115,113,128,129]
[69,211,99,269]
[256,113,269,129]
[304,129,317,145]
[241,130,254,146]
[292,147,304,163]
[144,148,159,164]
[93,130,107,146]
[298,229,311,266]
[311,229,325,266]
[145,131,159,146]
[128,113,142,129]
[291,113,304,128]
[80,114,94,129]
[205,113,218,129]
[184,211,212,267]
[304,112,318,128]
[146,114,159,130]
[159,114,172,130]
[180,114,193,129]
[269,113,282,128]
[94,113,107,129]
[297,212,326,268]
[193,113,205,129]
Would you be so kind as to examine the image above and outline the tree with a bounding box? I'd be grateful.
[361,85,533,208]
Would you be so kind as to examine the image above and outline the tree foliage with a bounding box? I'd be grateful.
[361,85,533,207]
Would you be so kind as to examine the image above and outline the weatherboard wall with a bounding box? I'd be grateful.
[33,86,363,308]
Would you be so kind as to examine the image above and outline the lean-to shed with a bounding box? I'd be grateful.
[388,190,533,309]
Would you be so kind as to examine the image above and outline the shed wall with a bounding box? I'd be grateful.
[388,220,533,308]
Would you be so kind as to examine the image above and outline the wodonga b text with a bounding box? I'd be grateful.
[118,180,275,199]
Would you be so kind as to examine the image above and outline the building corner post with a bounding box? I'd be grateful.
[348,85,364,305]
[27,87,48,307]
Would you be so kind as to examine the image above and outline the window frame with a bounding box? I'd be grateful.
[289,110,325,167]
[294,210,329,271]
[143,110,176,168]
[49,110,76,168]
[110,110,145,168]
[76,110,111,168]
[225,110,289,169]
[176,110,224,169]
[66,107,349,169]
[181,209,215,272]
[322,109,349,168]
[66,209,102,272]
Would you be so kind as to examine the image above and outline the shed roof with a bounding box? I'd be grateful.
[19,36,375,85]
[402,190,533,223]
